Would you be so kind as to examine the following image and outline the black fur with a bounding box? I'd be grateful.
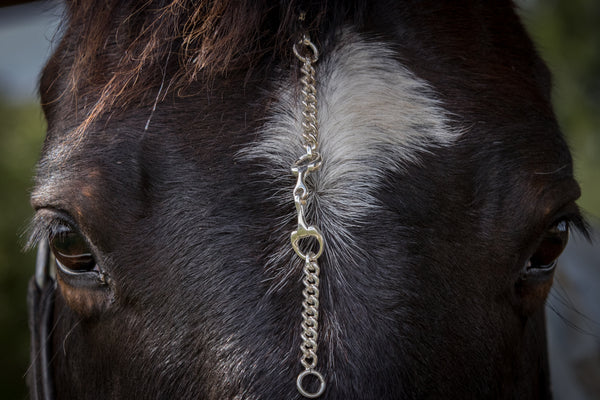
[30,1,582,398]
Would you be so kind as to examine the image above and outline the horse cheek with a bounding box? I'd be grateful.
[55,274,113,317]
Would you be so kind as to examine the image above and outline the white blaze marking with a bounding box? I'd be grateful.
[240,30,459,290]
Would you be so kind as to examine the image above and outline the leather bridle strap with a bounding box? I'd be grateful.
[27,239,56,400]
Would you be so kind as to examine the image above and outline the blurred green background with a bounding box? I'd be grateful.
[519,0,600,218]
[0,0,598,398]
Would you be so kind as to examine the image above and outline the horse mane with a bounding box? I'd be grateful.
[51,0,367,135]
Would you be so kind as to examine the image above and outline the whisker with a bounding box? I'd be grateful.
[547,276,600,339]
[61,319,83,357]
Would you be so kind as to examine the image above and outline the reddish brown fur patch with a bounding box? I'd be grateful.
[56,272,114,317]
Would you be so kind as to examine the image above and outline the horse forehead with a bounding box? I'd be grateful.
[239,31,460,283]
[33,28,563,222]
[250,31,458,162]
[249,32,457,179]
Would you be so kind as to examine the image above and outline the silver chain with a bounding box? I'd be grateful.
[292,34,326,399]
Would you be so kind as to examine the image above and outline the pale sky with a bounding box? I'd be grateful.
[0,1,63,102]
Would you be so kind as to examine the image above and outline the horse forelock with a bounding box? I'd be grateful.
[47,0,368,139]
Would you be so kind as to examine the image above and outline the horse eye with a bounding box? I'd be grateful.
[526,220,569,271]
[50,226,96,273]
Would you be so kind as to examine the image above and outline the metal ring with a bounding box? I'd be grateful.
[297,369,326,398]
[293,36,319,64]
[291,227,324,261]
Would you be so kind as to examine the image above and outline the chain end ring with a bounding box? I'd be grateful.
[297,369,326,398]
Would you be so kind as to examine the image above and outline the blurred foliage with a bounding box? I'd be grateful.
[0,98,45,398]
[0,1,598,398]
[518,0,600,218]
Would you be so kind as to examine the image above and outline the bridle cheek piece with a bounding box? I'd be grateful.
[29,239,56,400]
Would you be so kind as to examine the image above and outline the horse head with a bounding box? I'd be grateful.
[28,1,585,398]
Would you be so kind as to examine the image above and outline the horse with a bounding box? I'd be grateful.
[26,1,589,398]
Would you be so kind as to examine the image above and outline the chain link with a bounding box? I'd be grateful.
[292,34,326,399]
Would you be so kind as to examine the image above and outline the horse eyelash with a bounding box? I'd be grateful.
[24,217,53,251]
[24,213,74,251]
[562,212,591,242]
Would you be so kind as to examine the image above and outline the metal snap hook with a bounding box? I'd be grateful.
[291,152,322,206]
[291,224,324,261]
[297,369,326,398]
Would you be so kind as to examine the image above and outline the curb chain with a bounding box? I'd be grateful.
[291,34,326,399]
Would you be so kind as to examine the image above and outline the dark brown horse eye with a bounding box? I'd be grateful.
[50,226,96,273]
[527,221,569,270]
